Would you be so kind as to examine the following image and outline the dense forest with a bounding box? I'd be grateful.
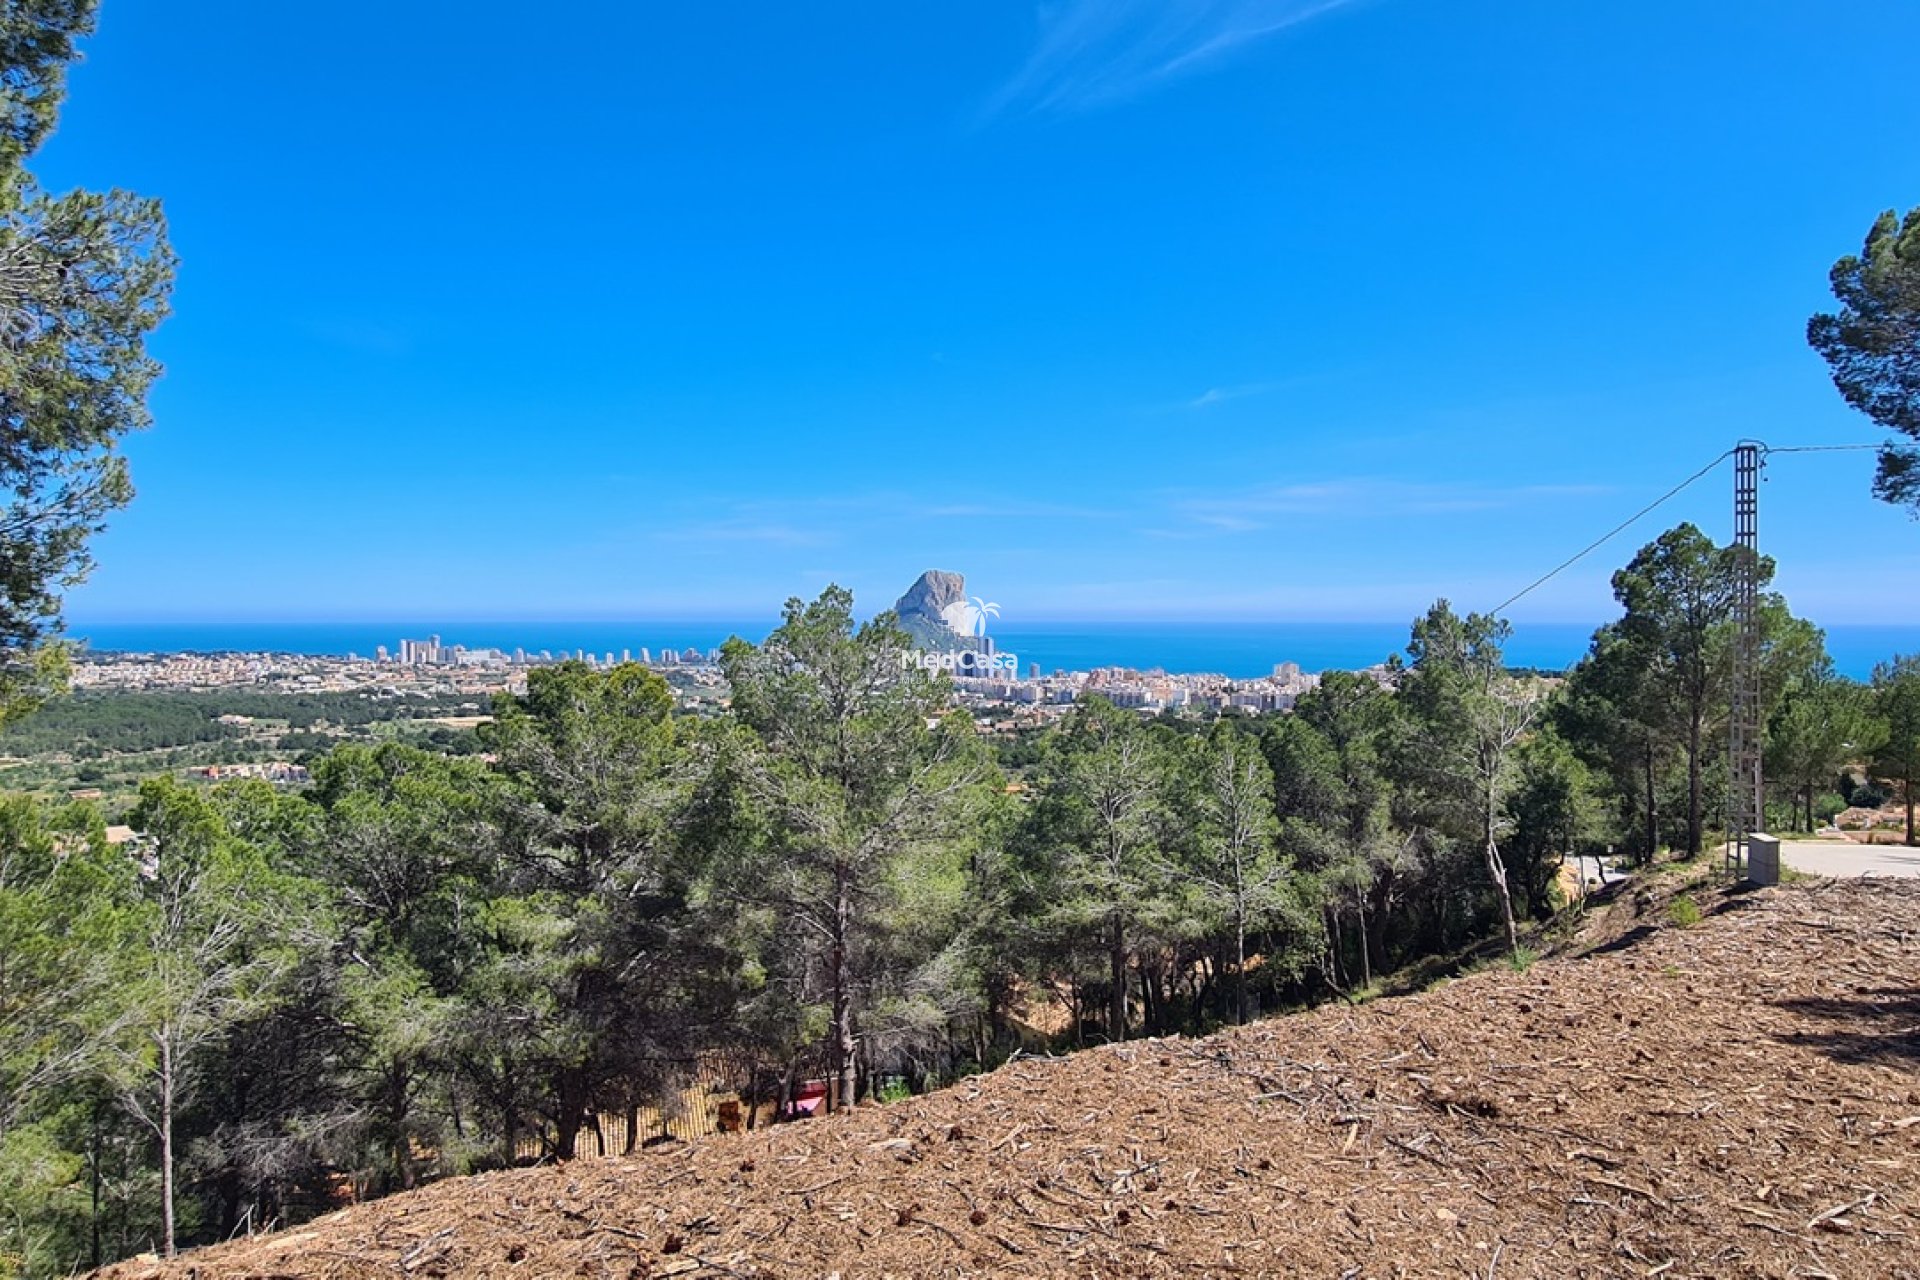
[3,523,1919,1276]
[0,690,490,759]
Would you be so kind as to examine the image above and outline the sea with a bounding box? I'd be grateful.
[61,619,1916,681]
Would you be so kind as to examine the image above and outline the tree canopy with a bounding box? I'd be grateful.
[1808,206,1920,513]
[0,0,173,726]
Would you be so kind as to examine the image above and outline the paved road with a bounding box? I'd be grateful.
[1564,855,1622,887]
[1779,839,1920,879]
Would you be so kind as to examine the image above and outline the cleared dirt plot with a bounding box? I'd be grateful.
[96,877,1920,1279]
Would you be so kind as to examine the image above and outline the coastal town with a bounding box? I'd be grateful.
[70,571,1351,720]
[22,574,1364,823]
[72,639,1337,719]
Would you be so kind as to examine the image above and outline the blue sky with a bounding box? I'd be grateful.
[37,0,1920,625]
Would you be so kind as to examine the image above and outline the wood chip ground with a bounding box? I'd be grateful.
[95,877,1920,1279]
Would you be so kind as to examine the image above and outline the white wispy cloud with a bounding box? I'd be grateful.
[1173,479,1613,531]
[1190,512,1268,531]
[647,493,1111,551]
[654,521,835,550]
[696,494,1112,523]
[1188,383,1276,410]
[919,500,1111,519]
[984,0,1361,119]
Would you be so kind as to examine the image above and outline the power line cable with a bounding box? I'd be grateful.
[1489,440,1882,616]
[1490,449,1733,615]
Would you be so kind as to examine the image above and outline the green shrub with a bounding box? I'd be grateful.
[1668,895,1702,928]
[1851,783,1890,810]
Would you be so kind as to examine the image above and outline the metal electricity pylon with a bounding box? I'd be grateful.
[1726,441,1765,875]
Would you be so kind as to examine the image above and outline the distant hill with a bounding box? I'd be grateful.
[93,875,1920,1278]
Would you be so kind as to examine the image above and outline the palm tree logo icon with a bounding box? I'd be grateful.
[963,597,999,638]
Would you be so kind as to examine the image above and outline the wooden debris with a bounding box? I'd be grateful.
[90,878,1920,1279]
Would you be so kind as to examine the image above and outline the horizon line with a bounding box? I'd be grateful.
[59,614,1920,631]
[64,613,1609,626]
